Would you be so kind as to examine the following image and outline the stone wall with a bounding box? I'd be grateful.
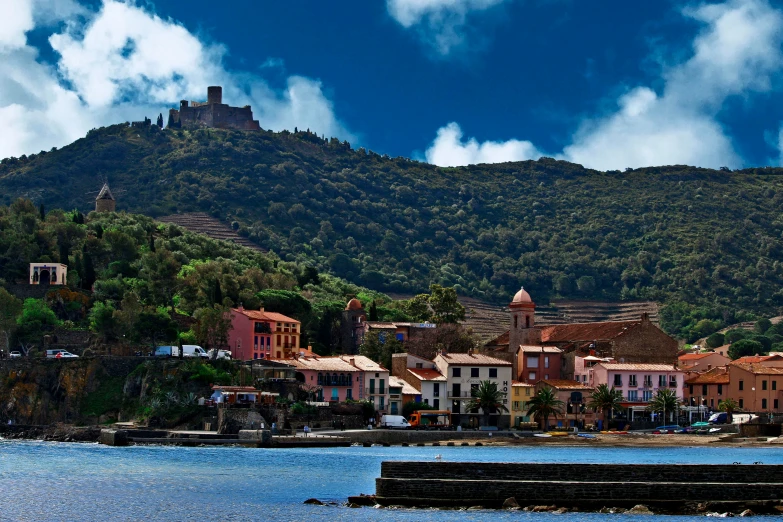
[612,320,679,365]
[376,462,783,505]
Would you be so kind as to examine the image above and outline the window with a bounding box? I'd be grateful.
[774,381,778,391]
[689,385,694,394]
[525,388,532,396]
[514,387,520,396]
[526,316,530,328]
[629,375,637,387]
[379,379,385,394]
[628,390,638,401]
[710,398,714,408]
[702,385,708,395]
[453,368,461,378]
[369,379,375,394]
[415,363,423,368]
[433,399,439,409]
[717,384,723,395]
[433,383,440,397]
[514,315,518,329]
[471,368,479,378]
[452,384,460,397]
[739,380,744,391]
[739,399,744,408]
[614,374,622,387]
[775,399,779,409]
[527,356,539,368]
[544,374,549,380]
[644,375,652,387]
[346,389,352,400]
[513,401,520,410]
[762,398,768,409]
[380,397,384,410]
[762,380,768,391]
[544,357,550,369]
[332,388,338,400]
[529,372,536,381]
[489,368,498,378]
[658,375,666,387]
[642,390,652,402]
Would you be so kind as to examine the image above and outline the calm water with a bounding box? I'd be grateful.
[1,440,781,521]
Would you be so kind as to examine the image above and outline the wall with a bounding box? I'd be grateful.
[612,320,679,365]
[728,365,783,413]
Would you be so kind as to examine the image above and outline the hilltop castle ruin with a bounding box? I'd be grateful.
[167,86,261,131]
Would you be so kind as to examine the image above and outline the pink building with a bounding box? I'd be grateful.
[228,306,301,361]
[589,362,685,421]
[274,355,390,413]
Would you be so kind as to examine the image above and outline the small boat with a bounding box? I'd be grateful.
[577,433,596,439]
[709,428,721,433]
[534,433,552,438]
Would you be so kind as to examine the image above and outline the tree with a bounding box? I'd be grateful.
[402,400,434,418]
[706,332,725,348]
[526,387,563,431]
[728,339,764,360]
[193,304,233,352]
[587,384,624,426]
[360,333,403,370]
[647,389,680,423]
[368,300,379,321]
[89,301,116,341]
[0,289,23,355]
[718,397,739,423]
[404,294,432,322]
[39,203,45,221]
[156,113,164,128]
[113,292,143,342]
[428,284,465,324]
[467,380,509,427]
[16,298,60,346]
[755,318,772,334]
[724,329,748,344]
[576,275,596,295]
[81,250,96,290]
[135,308,178,349]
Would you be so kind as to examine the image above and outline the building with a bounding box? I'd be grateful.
[684,366,729,416]
[678,352,730,372]
[347,355,391,415]
[510,381,535,426]
[388,376,420,416]
[434,351,513,428]
[391,353,445,409]
[589,362,685,422]
[536,379,595,429]
[732,354,783,368]
[29,263,67,285]
[363,321,437,344]
[228,306,301,360]
[728,363,783,413]
[95,182,116,212]
[340,298,366,355]
[168,86,261,130]
[517,345,563,385]
[574,355,614,385]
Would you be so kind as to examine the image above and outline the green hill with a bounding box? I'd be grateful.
[3,123,783,338]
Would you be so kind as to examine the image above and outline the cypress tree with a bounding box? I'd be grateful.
[82,249,95,290]
[149,235,156,252]
[214,279,223,305]
[369,300,378,321]
[59,240,70,265]
[39,203,45,221]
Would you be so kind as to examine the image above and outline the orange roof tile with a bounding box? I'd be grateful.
[685,367,729,385]
[518,345,562,353]
[539,320,640,343]
[731,356,772,364]
[731,363,783,375]
[233,308,300,324]
[389,376,420,395]
[270,356,358,372]
[407,368,446,381]
[540,379,594,390]
[679,353,713,361]
[486,331,510,346]
[437,353,512,366]
[511,381,534,387]
[598,363,679,372]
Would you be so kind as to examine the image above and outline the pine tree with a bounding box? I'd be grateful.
[369,300,379,321]
[59,240,70,265]
[149,235,156,252]
[214,279,223,305]
[39,203,45,221]
[156,113,164,128]
[82,249,96,290]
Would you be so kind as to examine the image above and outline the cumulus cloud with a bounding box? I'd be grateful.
[0,0,353,159]
[425,122,542,166]
[424,0,783,169]
[387,0,509,55]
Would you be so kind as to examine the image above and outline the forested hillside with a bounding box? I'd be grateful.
[2,123,783,337]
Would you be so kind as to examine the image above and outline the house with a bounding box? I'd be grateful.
[29,263,67,286]
[517,345,563,385]
[273,355,390,413]
[434,351,513,428]
[574,355,614,385]
[732,354,783,368]
[684,366,729,415]
[589,363,685,422]
[228,306,301,360]
[536,379,595,429]
[388,376,421,416]
[727,362,783,413]
[713,345,731,358]
[678,352,730,372]
[391,353,445,409]
[510,381,535,426]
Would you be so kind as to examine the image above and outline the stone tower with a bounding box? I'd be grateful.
[340,298,366,355]
[207,86,223,105]
[95,182,116,212]
[508,287,541,351]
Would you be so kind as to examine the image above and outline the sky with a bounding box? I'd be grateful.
[1,0,783,170]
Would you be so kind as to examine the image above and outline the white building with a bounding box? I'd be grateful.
[434,351,513,429]
[29,263,67,285]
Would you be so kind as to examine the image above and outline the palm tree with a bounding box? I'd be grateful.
[588,384,624,428]
[647,389,680,423]
[719,398,739,423]
[466,380,509,427]
[526,387,564,431]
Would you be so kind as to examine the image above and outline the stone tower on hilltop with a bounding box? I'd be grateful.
[167,86,261,131]
[508,287,542,350]
[95,182,116,212]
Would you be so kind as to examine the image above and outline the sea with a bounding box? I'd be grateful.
[0,440,781,521]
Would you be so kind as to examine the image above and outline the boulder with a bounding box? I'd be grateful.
[303,498,324,505]
[98,429,128,447]
[502,497,520,509]
[739,510,754,517]
[628,504,653,514]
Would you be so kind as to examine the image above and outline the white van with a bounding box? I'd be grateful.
[154,346,181,357]
[182,345,208,358]
[207,349,232,360]
[380,415,411,429]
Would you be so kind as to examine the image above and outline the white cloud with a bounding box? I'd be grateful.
[424,0,783,170]
[425,122,542,166]
[0,0,353,159]
[387,0,508,55]
[1,0,34,51]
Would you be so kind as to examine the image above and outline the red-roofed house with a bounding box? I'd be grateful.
[678,352,730,371]
[685,366,730,415]
[536,379,596,429]
[228,306,301,360]
[391,353,446,409]
[728,363,783,413]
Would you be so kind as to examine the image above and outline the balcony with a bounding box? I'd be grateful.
[448,391,475,399]
[365,388,386,395]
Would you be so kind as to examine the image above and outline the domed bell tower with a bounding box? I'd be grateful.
[508,287,541,351]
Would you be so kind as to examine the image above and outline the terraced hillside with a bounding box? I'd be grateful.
[157,212,265,252]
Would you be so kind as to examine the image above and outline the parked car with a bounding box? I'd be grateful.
[9,351,22,358]
[182,345,208,358]
[46,349,78,359]
[154,346,181,357]
[379,415,411,429]
[206,349,232,360]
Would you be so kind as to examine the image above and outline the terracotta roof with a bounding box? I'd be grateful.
[597,363,679,372]
[486,331,509,346]
[365,322,398,329]
[518,345,562,353]
[271,356,358,372]
[233,308,299,324]
[345,298,363,311]
[338,355,388,372]
[685,367,729,385]
[731,355,771,364]
[511,381,534,387]
[436,353,512,366]
[539,379,593,390]
[539,320,640,343]
[731,363,783,375]
[407,368,446,381]
[679,353,713,361]
[389,376,420,395]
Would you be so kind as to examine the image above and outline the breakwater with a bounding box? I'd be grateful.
[374,461,783,513]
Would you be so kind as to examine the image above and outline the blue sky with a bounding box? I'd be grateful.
[2,0,783,170]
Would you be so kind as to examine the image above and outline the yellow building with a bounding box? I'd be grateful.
[511,381,535,426]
